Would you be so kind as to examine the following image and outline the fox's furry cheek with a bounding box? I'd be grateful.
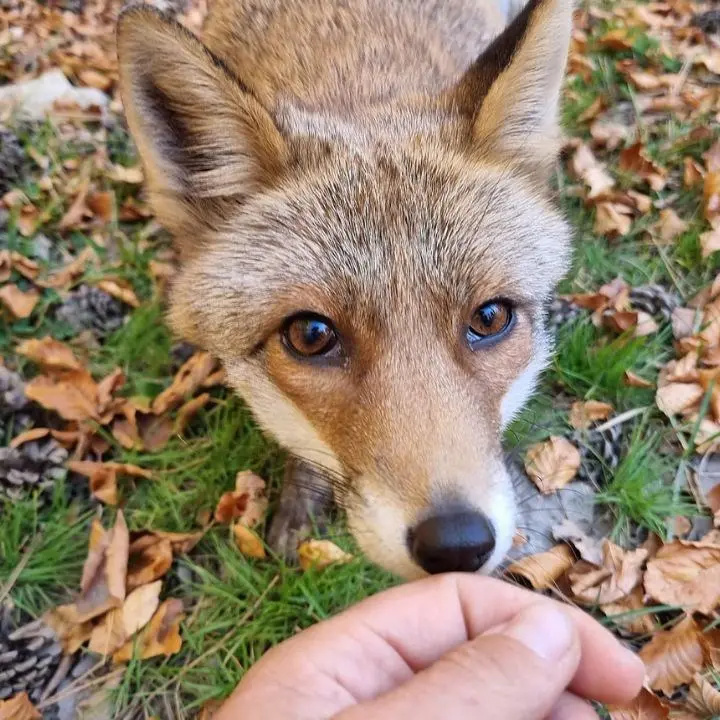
[499,337,551,428]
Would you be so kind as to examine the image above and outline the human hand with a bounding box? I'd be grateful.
[215,574,645,720]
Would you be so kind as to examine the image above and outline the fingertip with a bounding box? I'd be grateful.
[609,647,646,704]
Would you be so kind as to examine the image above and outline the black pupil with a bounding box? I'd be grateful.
[301,319,331,350]
[478,304,499,328]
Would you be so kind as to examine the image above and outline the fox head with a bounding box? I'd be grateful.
[117,0,572,579]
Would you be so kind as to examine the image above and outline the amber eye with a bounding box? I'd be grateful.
[467,301,514,349]
[282,313,340,359]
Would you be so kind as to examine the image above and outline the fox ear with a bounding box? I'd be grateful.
[456,0,573,172]
[117,7,286,236]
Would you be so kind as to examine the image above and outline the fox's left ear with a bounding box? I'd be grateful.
[455,0,573,173]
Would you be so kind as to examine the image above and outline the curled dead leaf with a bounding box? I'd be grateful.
[639,616,705,695]
[9,427,51,448]
[127,535,173,590]
[214,470,268,526]
[233,524,266,559]
[619,143,668,191]
[687,674,720,717]
[594,201,633,237]
[651,208,689,243]
[152,352,217,415]
[113,598,184,663]
[68,461,152,506]
[602,587,657,634]
[16,336,82,371]
[570,143,616,199]
[672,307,697,340]
[175,393,211,435]
[656,382,704,417]
[569,400,613,429]
[607,689,670,720]
[96,278,139,308]
[24,371,99,422]
[0,284,40,318]
[524,436,581,494]
[0,692,41,720]
[625,371,654,388]
[107,164,144,184]
[644,540,720,614]
[298,539,353,571]
[505,544,575,590]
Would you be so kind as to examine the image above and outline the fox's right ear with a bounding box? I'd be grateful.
[117,7,286,241]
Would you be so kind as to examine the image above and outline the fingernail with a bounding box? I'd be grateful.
[504,605,575,661]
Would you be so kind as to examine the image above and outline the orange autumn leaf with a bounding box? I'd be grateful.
[505,544,575,590]
[152,352,217,414]
[684,157,705,188]
[604,310,658,337]
[78,68,112,90]
[58,176,90,230]
[644,540,720,614]
[625,371,654,388]
[607,689,670,720]
[569,400,613,429]
[175,392,211,435]
[701,223,720,259]
[686,674,720,717]
[639,617,706,695]
[0,693,41,720]
[594,201,633,237]
[619,143,668,191]
[602,587,657,634]
[214,471,268,526]
[87,191,113,221]
[651,208,689,243]
[68,461,152,505]
[126,535,173,590]
[233,524,266,559]
[656,382,704,417]
[0,284,39,318]
[524,436,581,494]
[39,246,95,289]
[298,539,353,571]
[24,371,99,422]
[570,143,615,199]
[113,598,184,663]
[107,164,144,184]
[9,427,51,448]
[96,278,140,308]
[16,336,82,371]
[704,172,720,223]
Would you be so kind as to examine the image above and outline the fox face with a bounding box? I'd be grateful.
[118,0,573,579]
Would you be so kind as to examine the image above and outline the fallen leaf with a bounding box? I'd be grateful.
[175,393,211,435]
[607,689,670,720]
[625,371,654,388]
[152,352,217,414]
[9,427,51,448]
[701,223,720,258]
[233,524,266,559]
[656,383,704,417]
[96,278,139,308]
[651,209,689,243]
[569,400,614,429]
[645,540,720,614]
[506,544,575,590]
[298,539,353,571]
[148,530,203,554]
[16,336,82,371]
[640,616,705,695]
[39,246,95,289]
[619,144,668,191]
[126,535,173,590]
[0,693,41,720]
[704,172,720,223]
[577,96,606,122]
[42,606,94,654]
[687,674,720,717]
[113,598,184,663]
[594,201,633,237]
[602,587,657,634]
[68,461,152,505]
[138,413,175,452]
[672,307,697,340]
[590,118,630,150]
[598,27,634,51]
[553,518,604,565]
[0,284,40,318]
[87,191,113,222]
[24,371,99,422]
[107,164,144,183]
[570,143,616,199]
[685,157,705,188]
[214,470,268,526]
[58,176,90,230]
[78,68,112,90]
[524,437,581,494]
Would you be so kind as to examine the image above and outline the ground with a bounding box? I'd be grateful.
[2,0,720,718]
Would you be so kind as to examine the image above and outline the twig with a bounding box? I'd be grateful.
[593,406,649,434]
[0,532,42,604]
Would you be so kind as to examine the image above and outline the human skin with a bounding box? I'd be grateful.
[215,574,646,720]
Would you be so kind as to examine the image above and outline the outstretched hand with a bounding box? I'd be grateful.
[215,574,645,719]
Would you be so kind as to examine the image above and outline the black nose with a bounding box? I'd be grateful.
[409,511,496,574]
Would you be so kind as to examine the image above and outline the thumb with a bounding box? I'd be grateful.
[336,604,583,720]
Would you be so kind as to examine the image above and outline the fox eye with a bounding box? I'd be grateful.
[282,313,341,359]
[467,301,514,349]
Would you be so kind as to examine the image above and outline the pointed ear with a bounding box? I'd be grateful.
[117,7,286,236]
[456,0,573,173]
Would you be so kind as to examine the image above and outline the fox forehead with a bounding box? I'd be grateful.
[180,148,570,353]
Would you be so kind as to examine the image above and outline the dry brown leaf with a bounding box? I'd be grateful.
[214,470,268,526]
[0,284,39,318]
[607,689,670,720]
[233,524,266,559]
[645,540,720,614]
[68,461,152,506]
[505,544,575,590]
[138,413,175,453]
[42,606,94,653]
[0,692,41,720]
[78,68,112,90]
[598,27,634,51]
[113,598,184,663]
[87,191,113,222]
[577,96,606,122]
[590,118,630,150]
[619,144,668,191]
[640,616,705,695]
[604,310,658,337]
[298,539,353,571]
[672,307,697,340]
[10,253,40,283]
[652,209,689,243]
[150,530,203,555]
[524,436,581,494]
[58,176,90,230]
[701,223,720,258]
[107,164,144,184]
[702,627,720,671]
[9,428,51,448]
[175,393,211,435]
[126,535,173,590]
[625,371,654,388]
[16,336,82,371]
[602,587,657,634]
[17,205,40,237]
[687,674,720,717]
[704,172,720,224]
[685,157,705,188]
[595,201,633,237]
[96,278,139,308]
[656,383,704,417]
[24,371,99,422]
[39,246,95,289]
[570,143,616,199]
[152,352,217,414]
[569,540,648,605]
[569,400,613,429]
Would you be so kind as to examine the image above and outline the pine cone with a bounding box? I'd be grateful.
[0,439,68,503]
[629,284,680,322]
[546,297,586,332]
[0,605,65,705]
[0,129,25,195]
[55,285,127,339]
[0,366,32,442]
[692,9,720,34]
[573,423,625,485]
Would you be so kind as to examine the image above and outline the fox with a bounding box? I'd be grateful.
[117,0,573,580]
